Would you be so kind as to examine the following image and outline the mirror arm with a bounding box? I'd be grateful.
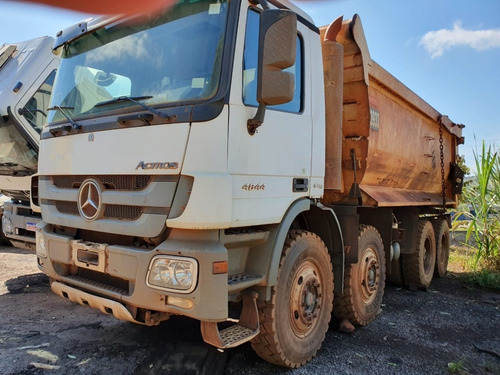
[247,103,267,136]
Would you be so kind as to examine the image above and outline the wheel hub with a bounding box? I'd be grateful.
[359,247,379,304]
[290,261,323,337]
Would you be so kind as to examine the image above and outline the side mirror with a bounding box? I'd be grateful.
[248,9,297,135]
[258,9,297,105]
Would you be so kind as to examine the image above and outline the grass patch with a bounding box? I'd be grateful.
[447,359,468,374]
[466,269,500,290]
[449,244,500,290]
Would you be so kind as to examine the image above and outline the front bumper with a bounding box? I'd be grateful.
[37,222,229,323]
[2,200,39,250]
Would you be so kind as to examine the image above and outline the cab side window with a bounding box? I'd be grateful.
[243,9,303,113]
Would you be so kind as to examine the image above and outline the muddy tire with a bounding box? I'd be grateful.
[402,220,436,288]
[250,230,333,368]
[433,219,450,278]
[334,225,385,326]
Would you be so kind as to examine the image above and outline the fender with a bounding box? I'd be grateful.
[261,199,345,300]
[264,198,310,291]
[306,203,345,296]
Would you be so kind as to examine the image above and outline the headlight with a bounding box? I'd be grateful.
[36,232,47,258]
[147,256,198,293]
[2,215,13,235]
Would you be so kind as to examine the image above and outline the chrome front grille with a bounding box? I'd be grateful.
[40,175,184,238]
[55,201,144,221]
[52,175,153,191]
[55,201,78,215]
[104,205,144,221]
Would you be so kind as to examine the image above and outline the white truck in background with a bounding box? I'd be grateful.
[0,37,59,249]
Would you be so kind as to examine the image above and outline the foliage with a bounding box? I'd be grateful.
[448,245,476,272]
[457,155,470,176]
[448,245,500,290]
[454,141,499,270]
[466,269,500,290]
[447,359,467,374]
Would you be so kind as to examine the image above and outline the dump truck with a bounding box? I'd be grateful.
[0,36,59,250]
[35,0,464,368]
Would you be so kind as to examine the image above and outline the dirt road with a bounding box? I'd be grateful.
[1,244,499,375]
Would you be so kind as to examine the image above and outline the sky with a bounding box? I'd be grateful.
[1,0,499,173]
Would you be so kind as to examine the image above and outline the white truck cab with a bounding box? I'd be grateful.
[0,37,59,250]
[0,36,59,249]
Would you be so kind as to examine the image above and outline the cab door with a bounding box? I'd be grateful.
[228,5,313,227]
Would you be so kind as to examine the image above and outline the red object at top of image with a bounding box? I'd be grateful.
[19,0,175,14]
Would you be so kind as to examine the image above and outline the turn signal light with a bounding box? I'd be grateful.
[212,261,228,275]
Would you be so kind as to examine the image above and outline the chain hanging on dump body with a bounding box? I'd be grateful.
[439,120,446,210]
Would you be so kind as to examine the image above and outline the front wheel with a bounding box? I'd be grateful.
[251,230,334,368]
[334,225,385,326]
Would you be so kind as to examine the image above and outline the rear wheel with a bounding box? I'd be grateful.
[433,219,450,278]
[402,220,436,288]
[251,230,334,368]
[334,225,385,326]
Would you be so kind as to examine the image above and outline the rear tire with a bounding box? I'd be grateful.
[334,225,385,326]
[251,230,333,368]
[433,219,450,278]
[402,220,436,288]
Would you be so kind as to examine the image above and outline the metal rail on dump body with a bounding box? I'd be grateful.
[321,15,464,208]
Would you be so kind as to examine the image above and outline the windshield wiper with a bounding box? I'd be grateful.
[94,96,171,119]
[0,162,19,167]
[47,106,81,135]
[0,162,35,175]
[18,107,47,117]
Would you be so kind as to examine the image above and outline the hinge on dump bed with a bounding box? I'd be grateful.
[200,291,259,349]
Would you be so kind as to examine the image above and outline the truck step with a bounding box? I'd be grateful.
[227,273,263,293]
[201,291,259,349]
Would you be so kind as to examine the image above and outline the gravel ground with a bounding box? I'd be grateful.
[1,244,499,375]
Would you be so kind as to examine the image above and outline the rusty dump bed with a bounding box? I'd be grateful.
[320,15,464,208]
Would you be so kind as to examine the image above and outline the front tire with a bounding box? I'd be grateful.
[251,230,334,368]
[334,225,385,326]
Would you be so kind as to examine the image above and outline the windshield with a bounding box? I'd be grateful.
[0,119,37,175]
[48,0,229,123]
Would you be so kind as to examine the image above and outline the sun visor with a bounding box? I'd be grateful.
[53,16,122,50]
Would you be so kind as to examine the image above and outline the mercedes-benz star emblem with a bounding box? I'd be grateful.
[78,179,103,221]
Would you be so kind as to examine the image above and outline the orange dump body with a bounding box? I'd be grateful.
[321,15,464,208]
